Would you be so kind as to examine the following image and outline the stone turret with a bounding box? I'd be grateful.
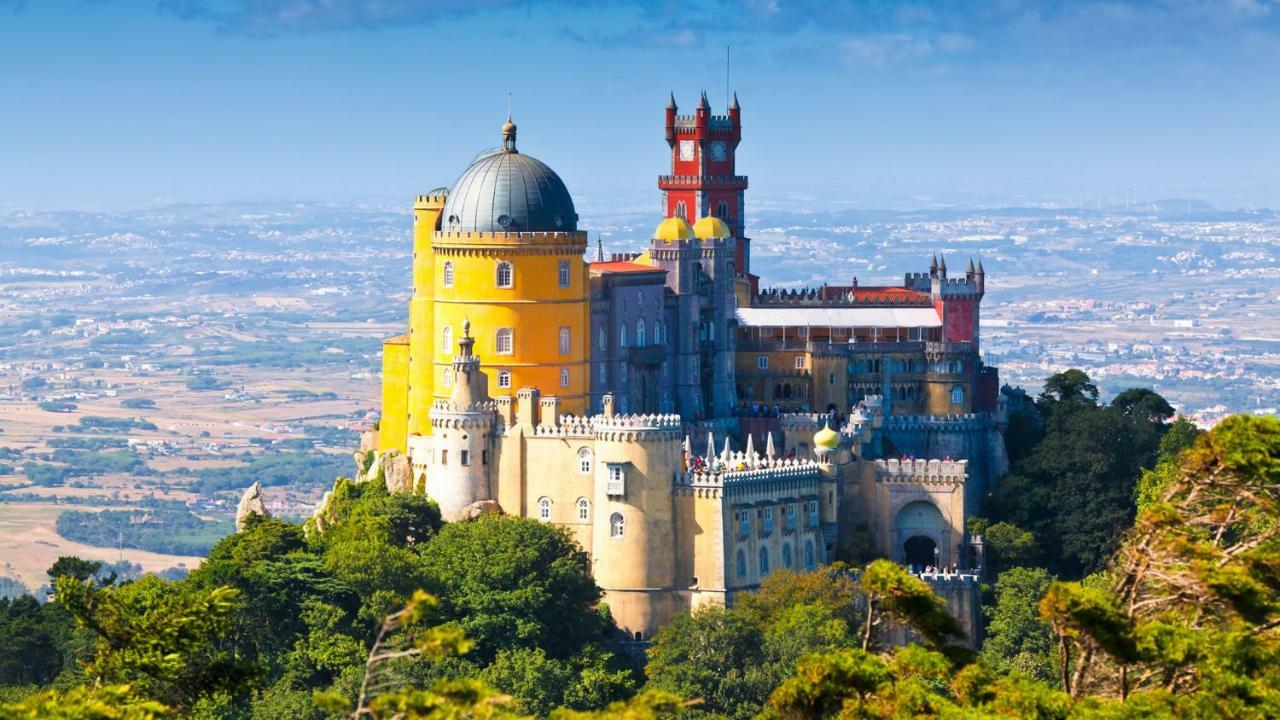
[427,319,499,521]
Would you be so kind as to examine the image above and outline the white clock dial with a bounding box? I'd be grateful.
[678,140,695,161]
[709,141,727,162]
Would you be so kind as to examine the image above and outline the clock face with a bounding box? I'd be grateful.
[678,140,695,161]
[709,141,727,162]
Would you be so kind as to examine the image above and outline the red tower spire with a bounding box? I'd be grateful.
[658,91,751,281]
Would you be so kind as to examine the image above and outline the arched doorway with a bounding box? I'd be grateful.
[904,535,938,569]
[896,500,946,569]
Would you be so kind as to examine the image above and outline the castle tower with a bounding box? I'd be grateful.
[431,118,590,414]
[588,414,683,640]
[427,320,496,521]
[408,190,448,437]
[660,91,750,279]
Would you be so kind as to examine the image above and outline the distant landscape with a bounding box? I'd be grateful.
[0,199,1276,593]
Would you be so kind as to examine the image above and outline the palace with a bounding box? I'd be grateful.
[368,94,1006,642]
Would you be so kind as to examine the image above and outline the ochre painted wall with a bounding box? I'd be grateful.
[379,338,410,453]
[432,231,589,414]
[408,195,445,436]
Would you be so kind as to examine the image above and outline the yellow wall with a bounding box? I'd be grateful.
[379,338,410,454]
[408,195,445,436]
[432,230,589,414]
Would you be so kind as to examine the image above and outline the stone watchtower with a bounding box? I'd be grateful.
[427,320,497,521]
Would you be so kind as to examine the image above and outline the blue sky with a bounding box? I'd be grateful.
[1,0,1278,211]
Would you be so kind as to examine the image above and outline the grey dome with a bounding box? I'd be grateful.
[441,128,578,234]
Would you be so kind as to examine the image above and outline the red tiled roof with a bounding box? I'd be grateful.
[589,261,666,275]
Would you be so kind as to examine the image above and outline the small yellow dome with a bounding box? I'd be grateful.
[814,422,840,450]
[654,216,694,242]
[692,215,732,239]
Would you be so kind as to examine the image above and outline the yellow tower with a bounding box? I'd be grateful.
[430,118,589,414]
[409,191,448,437]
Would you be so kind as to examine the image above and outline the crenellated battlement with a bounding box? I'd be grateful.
[753,286,931,307]
[530,412,684,439]
[875,457,968,484]
[883,413,989,430]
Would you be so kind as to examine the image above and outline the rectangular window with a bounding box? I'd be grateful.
[807,501,819,528]
[441,449,448,466]
[482,450,489,465]
[606,465,625,496]
[786,504,797,531]
[558,260,571,288]
[762,507,774,535]
[739,512,751,536]
[460,450,469,466]
[558,327,571,355]
[757,356,768,369]
[794,356,805,369]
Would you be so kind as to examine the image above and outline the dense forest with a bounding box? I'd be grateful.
[1,370,1278,719]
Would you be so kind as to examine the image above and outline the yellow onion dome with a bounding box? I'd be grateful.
[814,422,840,450]
[654,216,694,242]
[692,215,732,239]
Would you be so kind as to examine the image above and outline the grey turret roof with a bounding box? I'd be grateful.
[667,91,677,110]
[731,91,740,110]
[440,120,578,234]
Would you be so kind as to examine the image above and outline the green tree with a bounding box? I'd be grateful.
[420,515,602,664]
[982,566,1055,682]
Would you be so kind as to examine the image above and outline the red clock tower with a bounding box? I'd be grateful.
[661,91,752,282]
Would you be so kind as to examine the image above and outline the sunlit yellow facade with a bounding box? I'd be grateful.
[431,231,589,413]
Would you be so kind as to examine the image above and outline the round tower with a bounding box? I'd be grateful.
[588,412,682,640]
[427,320,497,522]
[431,118,589,414]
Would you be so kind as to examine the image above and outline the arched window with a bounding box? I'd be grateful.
[636,319,646,347]
[441,326,452,354]
[804,540,815,570]
[759,547,770,576]
[619,323,628,348]
[537,497,551,521]
[675,201,687,221]
[497,369,511,388]
[654,321,663,344]
[610,512,625,538]
[577,448,593,474]
[559,368,569,388]
[597,327,607,351]
[577,497,590,521]
[443,367,453,387]
[782,543,793,568]
[495,328,513,354]
[496,261,513,288]
[558,327,571,355]
[952,385,965,405]
[736,549,747,578]
[558,260,570,288]
[717,201,728,218]
[442,261,454,288]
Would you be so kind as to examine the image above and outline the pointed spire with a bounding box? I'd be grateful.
[596,236,604,262]
[721,436,732,462]
[730,91,740,111]
[744,432,756,460]
[930,253,938,272]
[939,254,947,273]
[698,90,710,110]
[976,259,985,275]
[706,431,716,461]
[667,91,677,110]
[683,435,692,456]
[765,432,776,460]
[966,256,975,274]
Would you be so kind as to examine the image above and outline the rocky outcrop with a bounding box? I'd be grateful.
[459,499,502,520]
[236,481,270,532]
[383,451,412,494]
